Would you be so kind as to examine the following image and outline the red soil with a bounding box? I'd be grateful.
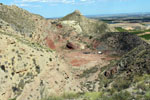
[45,38,56,50]
[56,24,63,28]
[71,59,89,66]
[63,50,111,67]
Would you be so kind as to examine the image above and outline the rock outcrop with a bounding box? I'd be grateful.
[117,43,150,75]
[60,10,114,35]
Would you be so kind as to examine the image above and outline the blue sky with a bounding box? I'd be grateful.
[1,0,150,18]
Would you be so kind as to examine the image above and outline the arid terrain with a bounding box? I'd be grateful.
[0,4,150,100]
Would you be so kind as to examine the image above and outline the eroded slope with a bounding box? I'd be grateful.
[0,31,82,100]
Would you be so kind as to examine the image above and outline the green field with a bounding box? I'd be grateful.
[115,27,127,32]
[115,27,150,35]
[140,34,150,40]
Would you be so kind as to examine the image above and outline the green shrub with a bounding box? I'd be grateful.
[137,82,148,91]
[112,78,131,91]
[41,92,80,100]
[41,96,63,100]
[99,91,132,100]
[79,66,98,78]
[111,91,132,100]
[145,91,150,100]
[8,97,17,100]
[83,92,103,100]
[62,92,80,99]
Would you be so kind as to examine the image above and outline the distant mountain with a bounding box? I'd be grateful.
[86,12,150,18]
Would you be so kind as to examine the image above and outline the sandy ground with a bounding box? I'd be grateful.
[60,49,117,68]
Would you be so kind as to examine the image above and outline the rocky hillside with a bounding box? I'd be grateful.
[60,10,114,35]
[39,34,150,100]
[70,39,150,100]
[96,43,150,99]
[0,4,43,37]
[0,30,83,100]
[97,32,146,55]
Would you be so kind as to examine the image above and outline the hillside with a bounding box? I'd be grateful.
[0,4,150,100]
[60,10,114,35]
[97,43,150,99]
[97,32,146,55]
[0,30,83,100]
[0,4,43,36]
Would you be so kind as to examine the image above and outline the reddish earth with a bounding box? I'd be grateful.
[56,24,63,28]
[45,38,56,50]
[61,50,117,67]
[43,23,118,67]
[71,59,89,66]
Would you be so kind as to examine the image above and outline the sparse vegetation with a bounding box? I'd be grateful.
[40,91,134,100]
[100,91,133,100]
[9,98,16,100]
[79,66,99,78]
[39,73,150,100]
[0,31,53,52]
[83,92,103,100]
[41,93,81,100]
[112,78,131,91]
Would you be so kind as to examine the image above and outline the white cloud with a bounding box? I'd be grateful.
[21,0,75,3]
[16,3,41,7]
[12,0,76,7]
[18,4,29,7]
[15,0,97,4]
[13,0,130,6]
[80,0,87,1]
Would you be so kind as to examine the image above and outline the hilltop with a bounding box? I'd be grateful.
[60,10,114,35]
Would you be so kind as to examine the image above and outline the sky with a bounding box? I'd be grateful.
[1,0,150,18]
